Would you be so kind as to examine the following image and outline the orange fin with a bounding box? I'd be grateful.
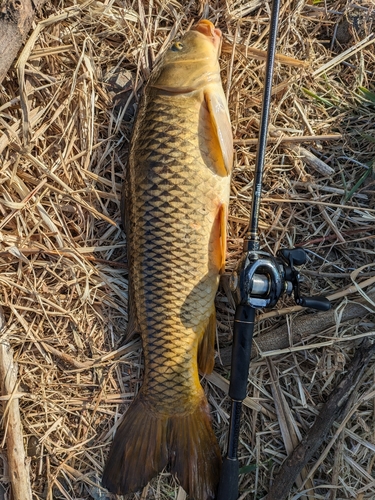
[210,203,227,274]
[198,308,216,374]
[102,394,221,500]
[204,89,233,175]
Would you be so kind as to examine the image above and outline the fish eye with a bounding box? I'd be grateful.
[171,41,183,52]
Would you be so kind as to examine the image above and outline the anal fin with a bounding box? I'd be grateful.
[198,308,216,375]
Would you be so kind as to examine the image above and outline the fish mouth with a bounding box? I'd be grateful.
[192,19,222,49]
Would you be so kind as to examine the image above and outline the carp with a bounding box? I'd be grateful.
[102,19,233,500]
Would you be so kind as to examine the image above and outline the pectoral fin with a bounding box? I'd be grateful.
[204,89,233,175]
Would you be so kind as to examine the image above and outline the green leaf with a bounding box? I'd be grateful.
[239,458,273,476]
[358,86,375,104]
[344,163,373,202]
[239,464,257,475]
[302,87,334,107]
[360,133,375,144]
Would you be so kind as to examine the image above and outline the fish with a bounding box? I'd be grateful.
[102,19,233,500]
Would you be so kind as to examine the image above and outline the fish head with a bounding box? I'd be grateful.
[150,20,223,92]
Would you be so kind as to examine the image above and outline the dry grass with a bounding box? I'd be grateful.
[0,0,375,499]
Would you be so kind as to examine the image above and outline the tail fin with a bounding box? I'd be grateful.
[102,394,221,500]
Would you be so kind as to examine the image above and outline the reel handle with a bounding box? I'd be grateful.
[297,296,331,311]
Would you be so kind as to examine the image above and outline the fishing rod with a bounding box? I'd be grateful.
[216,1,331,499]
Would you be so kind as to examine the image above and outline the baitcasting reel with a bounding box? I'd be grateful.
[231,244,331,312]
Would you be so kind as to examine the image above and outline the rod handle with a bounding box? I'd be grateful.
[216,457,239,500]
[229,305,255,401]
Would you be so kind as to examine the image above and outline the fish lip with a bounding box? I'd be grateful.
[192,19,222,49]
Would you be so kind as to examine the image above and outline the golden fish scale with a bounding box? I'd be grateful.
[126,89,230,415]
